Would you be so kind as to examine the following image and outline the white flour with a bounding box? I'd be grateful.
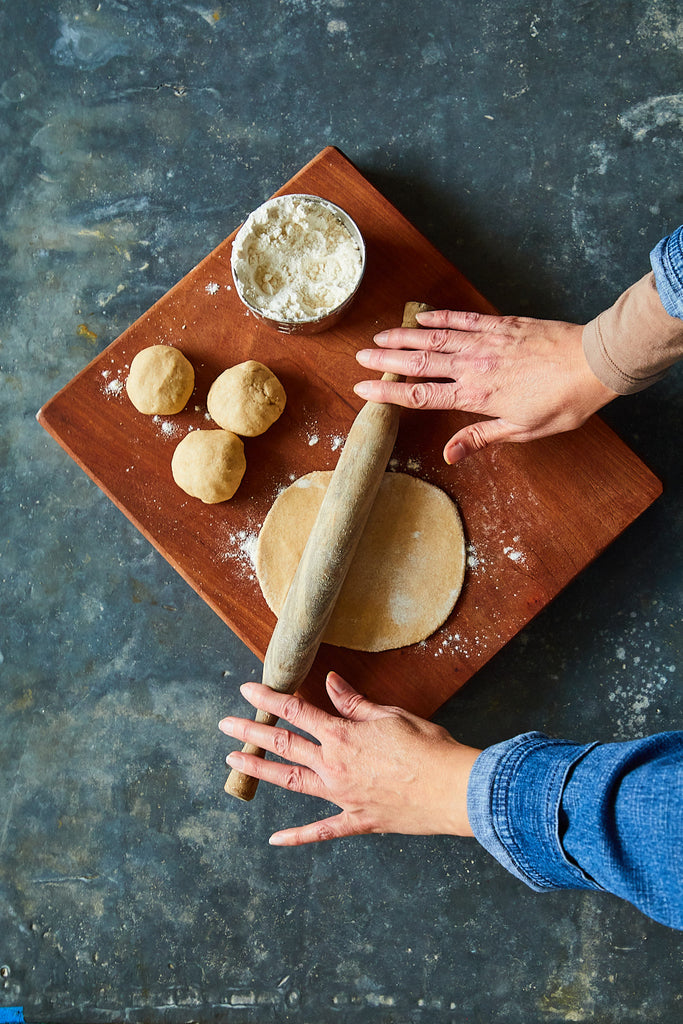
[223,528,260,580]
[231,195,363,322]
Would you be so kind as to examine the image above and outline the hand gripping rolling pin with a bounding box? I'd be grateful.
[225,301,431,801]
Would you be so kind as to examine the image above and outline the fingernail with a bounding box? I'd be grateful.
[269,833,286,846]
[227,752,245,769]
[240,681,256,695]
[218,717,236,733]
[445,442,467,465]
[326,671,344,695]
[373,330,389,342]
[353,381,371,398]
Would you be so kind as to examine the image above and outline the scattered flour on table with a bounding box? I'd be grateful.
[604,606,677,738]
[205,281,220,295]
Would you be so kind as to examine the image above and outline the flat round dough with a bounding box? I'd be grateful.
[207,360,286,436]
[171,429,246,503]
[256,471,466,652]
[126,345,194,415]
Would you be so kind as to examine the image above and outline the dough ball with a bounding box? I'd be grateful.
[256,471,466,652]
[126,345,195,415]
[171,429,246,504]
[207,360,286,436]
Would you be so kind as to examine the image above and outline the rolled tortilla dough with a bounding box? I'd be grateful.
[255,471,466,652]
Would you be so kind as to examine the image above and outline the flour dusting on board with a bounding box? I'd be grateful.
[300,422,348,453]
[387,454,423,474]
[101,366,126,398]
[504,542,526,564]
[152,415,181,439]
[426,626,499,661]
[105,377,124,396]
[466,543,483,571]
[222,526,260,580]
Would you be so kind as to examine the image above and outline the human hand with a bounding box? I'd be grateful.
[219,672,480,846]
[354,310,618,464]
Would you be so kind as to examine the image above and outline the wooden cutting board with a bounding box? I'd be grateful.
[37,146,662,719]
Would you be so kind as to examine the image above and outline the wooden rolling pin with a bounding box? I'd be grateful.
[225,301,431,801]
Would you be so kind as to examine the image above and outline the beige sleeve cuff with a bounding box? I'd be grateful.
[582,272,683,395]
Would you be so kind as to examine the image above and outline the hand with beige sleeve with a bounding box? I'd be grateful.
[219,672,481,846]
[354,270,683,466]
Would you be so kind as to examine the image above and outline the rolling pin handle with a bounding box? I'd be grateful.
[224,708,279,802]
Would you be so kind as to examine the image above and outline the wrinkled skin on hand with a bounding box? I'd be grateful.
[354,309,618,464]
[219,672,480,846]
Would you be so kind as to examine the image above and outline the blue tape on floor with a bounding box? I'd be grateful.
[0,1009,25,1023]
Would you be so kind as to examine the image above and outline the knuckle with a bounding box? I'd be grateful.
[466,423,490,452]
[280,695,302,723]
[284,765,306,792]
[459,310,483,329]
[408,381,437,409]
[337,692,366,718]
[314,822,337,842]
[442,383,461,409]
[272,727,293,758]
[426,328,452,352]
[406,349,431,376]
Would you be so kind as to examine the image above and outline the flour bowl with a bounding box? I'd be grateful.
[230,194,366,334]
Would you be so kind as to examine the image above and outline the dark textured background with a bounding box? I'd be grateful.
[1,2,681,1021]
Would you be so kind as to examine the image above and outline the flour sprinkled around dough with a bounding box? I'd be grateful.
[153,415,181,439]
[104,377,124,396]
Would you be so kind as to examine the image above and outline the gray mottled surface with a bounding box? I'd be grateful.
[1,1,682,1021]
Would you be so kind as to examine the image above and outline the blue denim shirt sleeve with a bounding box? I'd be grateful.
[650,224,683,319]
[467,731,683,929]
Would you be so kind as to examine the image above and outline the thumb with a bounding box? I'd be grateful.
[270,811,363,846]
[443,419,521,464]
[326,672,385,722]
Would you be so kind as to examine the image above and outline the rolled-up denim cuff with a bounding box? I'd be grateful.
[467,733,602,893]
[650,225,683,320]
